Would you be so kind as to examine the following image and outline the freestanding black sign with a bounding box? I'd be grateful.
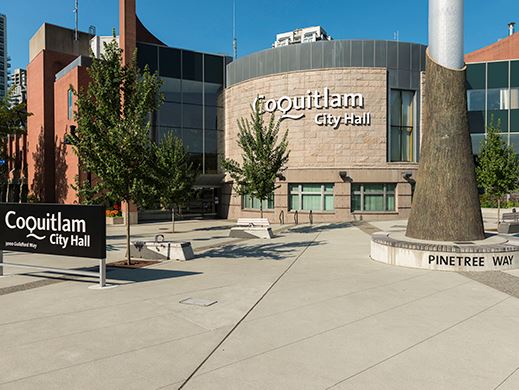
[0,203,106,259]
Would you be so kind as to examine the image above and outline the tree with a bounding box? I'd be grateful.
[476,120,519,223]
[150,133,197,232]
[69,38,162,265]
[0,88,31,202]
[221,101,289,218]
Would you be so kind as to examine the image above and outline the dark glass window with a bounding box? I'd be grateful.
[466,63,485,90]
[487,110,508,132]
[205,106,218,129]
[67,88,73,120]
[467,89,485,111]
[205,129,218,153]
[183,128,204,153]
[159,47,181,78]
[205,154,218,174]
[468,112,485,133]
[204,82,223,107]
[137,43,158,73]
[182,50,203,81]
[389,89,415,162]
[158,102,181,127]
[161,77,181,103]
[510,109,519,132]
[487,62,509,89]
[182,79,203,104]
[351,184,396,212]
[183,104,203,129]
[511,61,519,87]
[204,54,223,84]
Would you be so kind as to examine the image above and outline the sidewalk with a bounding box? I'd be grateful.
[1,220,519,389]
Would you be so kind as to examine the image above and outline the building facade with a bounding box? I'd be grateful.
[466,26,519,154]
[221,40,426,222]
[0,14,7,99]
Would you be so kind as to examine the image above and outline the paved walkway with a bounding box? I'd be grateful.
[1,220,519,389]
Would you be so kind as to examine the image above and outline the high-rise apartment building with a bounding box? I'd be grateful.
[0,14,7,99]
[9,68,26,104]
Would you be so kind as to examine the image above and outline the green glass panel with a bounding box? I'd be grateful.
[364,184,385,193]
[390,90,402,126]
[390,126,402,162]
[466,63,486,90]
[386,184,396,194]
[386,194,395,211]
[471,134,485,155]
[324,184,334,193]
[302,194,321,210]
[267,195,274,210]
[487,88,509,110]
[510,134,519,154]
[467,89,485,111]
[301,184,322,193]
[364,195,384,211]
[511,110,519,132]
[511,89,519,110]
[288,184,300,193]
[511,61,519,88]
[401,90,414,127]
[351,195,361,211]
[487,111,508,132]
[289,194,299,210]
[488,62,509,89]
[324,195,334,211]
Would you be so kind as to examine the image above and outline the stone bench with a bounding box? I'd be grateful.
[498,212,519,234]
[128,239,194,261]
[229,218,274,239]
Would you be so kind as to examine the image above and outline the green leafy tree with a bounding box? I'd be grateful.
[221,101,289,218]
[0,88,31,201]
[476,120,519,222]
[150,133,197,232]
[69,38,162,264]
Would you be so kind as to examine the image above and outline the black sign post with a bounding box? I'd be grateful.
[0,203,108,287]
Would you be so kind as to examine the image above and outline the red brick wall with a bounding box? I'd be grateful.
[53,66,90,204]
[27,49,77,202]
[120,0,136,65]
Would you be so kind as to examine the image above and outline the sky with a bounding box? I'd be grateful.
[3,0,519,71]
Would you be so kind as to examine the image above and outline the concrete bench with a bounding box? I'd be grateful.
[128,240,194,261]
[229,218,274,239]
[498,212,519,234]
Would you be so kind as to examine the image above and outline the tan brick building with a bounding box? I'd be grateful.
[220,40,427,223]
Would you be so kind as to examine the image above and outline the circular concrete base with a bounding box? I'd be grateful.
[371,232,519,271]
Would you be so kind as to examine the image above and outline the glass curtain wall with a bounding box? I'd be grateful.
[389,90,416,162]
[137,43,227,174]
[467,60,519,154]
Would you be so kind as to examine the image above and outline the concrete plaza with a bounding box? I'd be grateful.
[1,215,519,389]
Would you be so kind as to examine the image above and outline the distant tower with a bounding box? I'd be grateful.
[0,14,7,99]
[74,0,79,41]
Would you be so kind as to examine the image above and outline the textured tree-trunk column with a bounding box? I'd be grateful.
[406,51,485,241]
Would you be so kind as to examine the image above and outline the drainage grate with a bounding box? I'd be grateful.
[179,298,218,307]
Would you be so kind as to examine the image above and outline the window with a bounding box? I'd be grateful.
[389,90,415,162]
[467,89,485,111]
[242,193,274,210]
[352,184,396,212]
[67,88,73,120]
[487,88,510,110]
[289,184,334,211]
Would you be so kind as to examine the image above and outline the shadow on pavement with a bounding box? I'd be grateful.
[200,240,323,261]
[288,222,352,234]
[192,225,234,232]
[106,267,202,282]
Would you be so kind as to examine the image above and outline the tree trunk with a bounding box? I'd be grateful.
[406,51,485,241]
[126,204,131,266]
[171,207,175,233]
[260,202,263,219]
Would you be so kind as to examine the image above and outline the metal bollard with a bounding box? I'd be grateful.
[309,210,313,225]
[279,210,285,225]
[294,210,299,225]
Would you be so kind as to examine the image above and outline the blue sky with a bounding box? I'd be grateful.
[3,0,519,70]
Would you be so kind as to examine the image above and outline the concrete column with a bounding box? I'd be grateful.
[429,0,464,69]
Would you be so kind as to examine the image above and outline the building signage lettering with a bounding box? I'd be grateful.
[428,254,514,267]
[0,203,106,259]
[253,87,372,128]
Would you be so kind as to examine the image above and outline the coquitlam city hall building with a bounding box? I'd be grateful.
[18,0,519,223]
